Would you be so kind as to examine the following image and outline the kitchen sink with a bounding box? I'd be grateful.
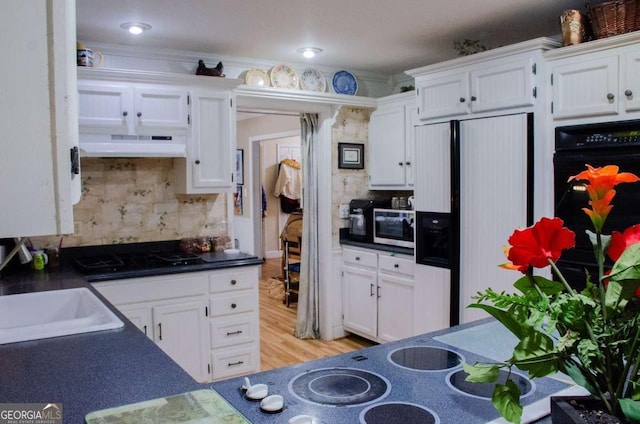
[0,287,124,345]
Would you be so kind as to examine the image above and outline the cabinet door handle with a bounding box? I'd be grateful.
[143,325,147,336]
[70,147,80,175]
[230,279,237,285]
[607,93,615,101]
[195,160,201,165]
[470,96,477,101]
[459,97,466,103]
[228,360,244,367]
[370,283,375,297]
[137,112,142,118]
[377,285,381,299]
[226,330,243,336]
[158,323,162,340]
[231,303,237,309]
[122,111,128,117]
[625,89,633,97]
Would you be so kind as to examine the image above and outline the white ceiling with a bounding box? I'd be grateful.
[76,0,586,76]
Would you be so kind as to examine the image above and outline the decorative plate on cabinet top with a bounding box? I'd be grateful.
[299,68,326,92]
[332,70,358,95]
[270,64,298,90]
[245,69,270,87]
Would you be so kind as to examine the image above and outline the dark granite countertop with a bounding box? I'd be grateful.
[0,251,263,423]
[339,227,415,256]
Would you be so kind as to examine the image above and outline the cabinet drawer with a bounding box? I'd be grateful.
[343,249,377,268]
[209,291,256,317]
[209,269,257,293]
[210,313,257,348]
[211,344,259,380]
[379,255,415,277]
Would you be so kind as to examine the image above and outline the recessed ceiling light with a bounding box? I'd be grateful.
[120,22,152,35]
[297,47,323,59]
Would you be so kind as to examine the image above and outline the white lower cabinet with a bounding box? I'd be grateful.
[342,247,415,343]
[208,267,260,380]
[93,265,260,383]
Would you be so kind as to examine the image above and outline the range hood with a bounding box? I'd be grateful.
[79,133,187,158]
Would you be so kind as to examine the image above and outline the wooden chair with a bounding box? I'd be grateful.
[280,213,302,307]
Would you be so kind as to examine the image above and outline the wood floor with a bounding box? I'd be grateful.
[258,258,375,371]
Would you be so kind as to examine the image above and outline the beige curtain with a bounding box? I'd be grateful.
[295,113,320,339]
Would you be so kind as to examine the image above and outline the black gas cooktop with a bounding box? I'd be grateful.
[73,251,204,275]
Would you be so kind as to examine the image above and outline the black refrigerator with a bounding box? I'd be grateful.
[413,112,534,328]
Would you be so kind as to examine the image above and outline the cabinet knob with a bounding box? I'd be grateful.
[195,160,200,165]
[625,89,633,97]
[355,256,360,261]
[398,162,404,166]
[471,96,477,101]
[230,279,237,285]
[394,263,399,268]
[231,303,237,309]
[607,93,615,101]
[122,111,128,117]
[405,161,411,166]
[459,97,466,103]
[137,112,142,118]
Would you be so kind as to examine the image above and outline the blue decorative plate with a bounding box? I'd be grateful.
[332,70,358,95]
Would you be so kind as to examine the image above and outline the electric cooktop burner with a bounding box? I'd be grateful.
[447,369,534,399]
[288,368,390,407]
[359,402,440,424]
[388,346,463,371]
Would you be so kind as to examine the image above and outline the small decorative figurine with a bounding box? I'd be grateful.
[196,60,225,77]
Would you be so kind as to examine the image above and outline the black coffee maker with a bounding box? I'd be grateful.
[348,199,390,242]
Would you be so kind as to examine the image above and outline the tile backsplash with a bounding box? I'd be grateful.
[32,157,228,249]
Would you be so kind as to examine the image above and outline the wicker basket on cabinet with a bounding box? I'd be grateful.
[588,0,640,38]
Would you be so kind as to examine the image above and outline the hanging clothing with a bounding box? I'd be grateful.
[274,158,303,213]
[273,159,302,200]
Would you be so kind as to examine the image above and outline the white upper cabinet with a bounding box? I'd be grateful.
[406,38,558,122]
[0,0,79,238]
[174,89,236,193]
[415,71,469,119]
[550,55,619,119]
[414,54,537,120]
[368,92,416,189]
[546,32,640,121]
[78,81,190,135]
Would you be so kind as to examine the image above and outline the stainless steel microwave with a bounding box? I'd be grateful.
[373,209,415,248]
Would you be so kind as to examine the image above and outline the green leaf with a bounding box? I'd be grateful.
[463,362,500,383]
[514,275,564,296]
[604,280,640,314]
[619,398,640,422]
[561,360,597,395]
[511,332,558,378]
[467,303,529,340]
[608,244,640,281]
[492,380,523,424]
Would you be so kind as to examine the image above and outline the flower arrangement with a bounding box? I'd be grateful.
[464,164,640,423]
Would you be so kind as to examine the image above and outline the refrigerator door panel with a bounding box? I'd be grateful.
[458,113,530,323]
[414,123,452,212]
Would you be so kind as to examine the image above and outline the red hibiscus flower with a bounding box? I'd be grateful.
[607,224,640,297]
[506,217,575,272]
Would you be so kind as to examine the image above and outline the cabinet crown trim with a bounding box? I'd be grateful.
[405,37,559,77]
[545,31,640,60]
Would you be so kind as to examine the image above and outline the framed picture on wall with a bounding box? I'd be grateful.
[236,149,244,185]
[234,185,243,215]
[338,142,364,169]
